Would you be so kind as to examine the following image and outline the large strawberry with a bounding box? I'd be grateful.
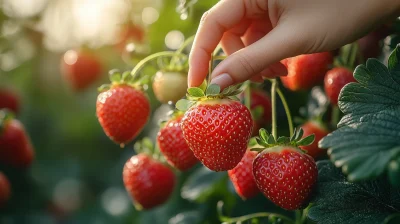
[123,153,175,210]
[157,112,198,171]
[0,89,19,114]
[252,129,318,210]
[324,67,356,105]
[177,84,253,171]
[281,52,333,91]
[0,110,34,168]
[96,71,150,146]
[152,71,188,104]
[0,172,11,207]
[61,49,103,91]
[228,149,259,199]
[299,121,329,159]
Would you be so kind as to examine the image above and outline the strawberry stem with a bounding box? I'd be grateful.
[218,201,294,224]
[276,87,294,136]
[244,82,251,110]
[170,35,195,67]
[270,79,278,139]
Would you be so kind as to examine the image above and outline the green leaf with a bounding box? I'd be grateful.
[181,167,227,202]
[295,128,304,141]
[259,128,268,142]
[388,157,400,187]
[228,96,240,101]
[267,135,276,145]
[97,84,111,92]
[251,106,264,121]
[122,71,131,82]
[187,87,205,97]
[277,136,290,144]
[319,47,400,182]
[290,127,297,142]
[206,84,221,95]
[109,69,122,82]
[296,134,315,146]
[176,99,195,111]
[308,160,400,224]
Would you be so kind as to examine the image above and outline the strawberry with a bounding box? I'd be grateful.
[115,23,145,53]
[96,84,150,146]
[281,52,333,91]
[123,153,175,210]
[152,71,188,103]
[324,67,356,105]
[228,150,259,199]
[0,89,19,114]
[157,113,198,171]
[299,121,329,159]
[61,50,103,91]
[0,172,11,207]
[178,84,253,171]
[0,110,34,167]
[250,89,272,125]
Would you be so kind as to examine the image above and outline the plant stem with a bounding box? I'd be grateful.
[244,83,251,110]
[295,210,302,224]
[170,35,195,67]
[270,79,277,139]
[221,212,295,224]
[131,51,186,77]
[331,105,340,128]
[276,87,294,136]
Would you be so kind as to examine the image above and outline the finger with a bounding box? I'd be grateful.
[210,23,303,89]
[260,62,288,78]
[188,0,246,87]
[220,20,250,55]
[250,75,264,83]
[242,18,271,46]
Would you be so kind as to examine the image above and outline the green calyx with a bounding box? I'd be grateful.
[158,110,184,128]
[98,69,146,92]
[250,128,315,152]
[176,83,244,111]
[0,109,14,134]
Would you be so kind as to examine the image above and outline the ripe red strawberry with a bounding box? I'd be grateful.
[0,113,34,168]
[181,99,253,171]
[228,150,259,199]
[299,121,329,159]
[324,67,356,105]
[250,90,272,124]
[123,154,175,210]
[61,50,103,91]
[152,71,188,103]
[0,89,19,114]
[281,52,333,91]
[253,146,317,210]
[0,172,11,207]
[157,114,198,171]
[96,84,150,146]
[115,24,145,53]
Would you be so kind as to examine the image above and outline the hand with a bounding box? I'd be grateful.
[188,0,400,89]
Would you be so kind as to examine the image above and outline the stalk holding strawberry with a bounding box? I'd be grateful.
[177,84,253,171]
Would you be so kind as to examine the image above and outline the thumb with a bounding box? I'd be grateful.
[210,24,305,89]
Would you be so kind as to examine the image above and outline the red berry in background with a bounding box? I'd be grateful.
[61,50,103,91]
[96,85,150,146]
[181,99,253,171]
[249,89,272,136]
[281,52,333,91]
[115,24,145,53]
[228,150,259,199]
[299,121,329,159]
[0,89,19,114]
[253,146,317,210]
[123,154,175,210]
[157,114,198,171]
[152,71,188,104]
[0,118,34,168]
[0,172,11,207]
[324,67,356,105]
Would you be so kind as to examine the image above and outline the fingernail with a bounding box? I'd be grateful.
[210,73,233,89]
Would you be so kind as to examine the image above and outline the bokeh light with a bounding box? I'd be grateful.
[165,30,184,50]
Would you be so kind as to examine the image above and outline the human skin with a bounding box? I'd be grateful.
[188,0,400,89]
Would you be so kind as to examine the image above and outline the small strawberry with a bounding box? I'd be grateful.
[157,112,198,171]
[61,49,103,91]
[152,71,188,103]
[123,153,175,210]
[177,84,253,171]
[115,23,145,53]
[0,172,11,207]
[0,89,19,114]
[281,52,333,91]
[324,67,356,105]
[250,90,272,125]
[252,129,318,210]
[299,121,329,159]
[228,149,259,199]
[0,110,34,167]
[96,70,150,146]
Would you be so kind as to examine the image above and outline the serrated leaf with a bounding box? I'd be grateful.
[109,71,121,82]
[267,135,276,145]
[176,99,195,111]
[297,134,315,146]
[181,166,227,202]
[259,128,268,142]
[221,85,234,95]
[295,128,304,141]
[320,47,400,182]
[308,160,400,224]
[277,136,290,144]
[206,84,221,95]
[187,87,205,97]
[256,137,267,147]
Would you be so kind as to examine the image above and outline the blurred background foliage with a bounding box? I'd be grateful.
[0,0,396,223]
